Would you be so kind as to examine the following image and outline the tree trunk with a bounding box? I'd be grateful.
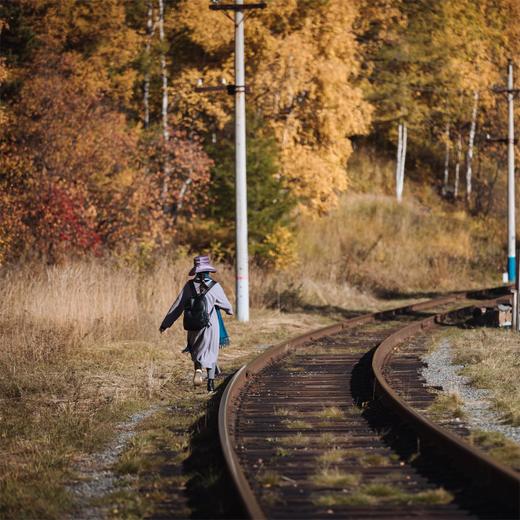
[454,133,462,198]
[400,124,407,200]
[174,177,193,222]
[395,123,403,202]
[158,0,171,206]
[442,121,450,196]
[143,1,154,129]
[396,123,407,203]
[466,90,479,203]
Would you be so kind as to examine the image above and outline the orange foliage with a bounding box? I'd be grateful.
[0,2,213,263]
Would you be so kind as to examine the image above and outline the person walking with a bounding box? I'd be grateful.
[159,256,233,393]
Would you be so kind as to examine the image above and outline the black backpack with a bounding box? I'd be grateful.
[183,280,217,331]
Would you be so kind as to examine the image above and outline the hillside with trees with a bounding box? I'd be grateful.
[0,0,518,274]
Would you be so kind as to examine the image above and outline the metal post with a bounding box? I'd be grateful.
[489,62,520,285]
[235,0,249,321]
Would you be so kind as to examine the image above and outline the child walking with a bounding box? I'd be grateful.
[159,256,233,392]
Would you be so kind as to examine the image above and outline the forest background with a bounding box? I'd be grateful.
[1,1,520,518]
[0,0,518,285]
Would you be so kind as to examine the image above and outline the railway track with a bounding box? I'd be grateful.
[218,288,520,519]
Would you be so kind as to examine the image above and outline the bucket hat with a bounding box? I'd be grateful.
[189,255,217,276]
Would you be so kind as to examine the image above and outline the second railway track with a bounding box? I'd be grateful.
[218,288,520,519]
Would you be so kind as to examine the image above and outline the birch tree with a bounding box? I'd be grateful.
[442,122,450,196]
[143,1,155,129]
[465,90,479,203]
[454,133,462,198]
[174,0,372,214]
[395,123,407,203]
[158,0,171,206]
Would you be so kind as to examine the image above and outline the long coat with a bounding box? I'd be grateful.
[160,280,233,369]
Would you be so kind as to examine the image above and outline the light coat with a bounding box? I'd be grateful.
[161,280,233,369]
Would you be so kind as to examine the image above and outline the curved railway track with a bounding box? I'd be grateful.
[218,287,520,519]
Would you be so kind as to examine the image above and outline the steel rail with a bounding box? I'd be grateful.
[218,287,514,519]
[372,296,520,517]
[218,290,482,518]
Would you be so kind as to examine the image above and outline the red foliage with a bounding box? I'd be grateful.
[26,181,102,258]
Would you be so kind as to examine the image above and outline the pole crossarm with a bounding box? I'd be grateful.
[492,87,520,95]
[484,135,518,144]
[195,85,250,95]
[209,2,266,11]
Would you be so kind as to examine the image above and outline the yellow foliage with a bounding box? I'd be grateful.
[36,0,142,104]
[264,226,299,271]
[175,0,372,213]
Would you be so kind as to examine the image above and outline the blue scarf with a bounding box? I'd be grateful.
[198,272,230,348]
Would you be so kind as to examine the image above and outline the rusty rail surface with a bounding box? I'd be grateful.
[218,287,517,519]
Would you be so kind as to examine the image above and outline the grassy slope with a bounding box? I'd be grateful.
[297,149,505,297]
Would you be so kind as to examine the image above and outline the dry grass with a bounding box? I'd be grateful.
[257,470,282,488]
[317,448,349,465]
[297,193,501,295]
[429,392,466,419]
[274,407,303,418]
[311,468,361,488]
[449,329,520,425]
[278,433,312,447]
[314,485,453,507]
[281,419,313,430]
[469,430,520,472]
[0,258,334,519]
[316,406,345,420]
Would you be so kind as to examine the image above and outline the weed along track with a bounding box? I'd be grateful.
[218,288,520,519]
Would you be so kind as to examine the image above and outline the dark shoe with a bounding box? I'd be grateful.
[207,379,215,393]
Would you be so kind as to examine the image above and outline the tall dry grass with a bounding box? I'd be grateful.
[0,257,341,519]
[297,193,503,295]
[0,258,295,340]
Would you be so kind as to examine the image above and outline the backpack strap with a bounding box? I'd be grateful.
[191,279,216,298]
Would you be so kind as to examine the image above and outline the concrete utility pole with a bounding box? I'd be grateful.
[507,60,516,283]
[491,60,520,284]
[234,0,249,322]
[203,1,266,322]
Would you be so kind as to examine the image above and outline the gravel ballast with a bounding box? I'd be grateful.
[421,339,520,444]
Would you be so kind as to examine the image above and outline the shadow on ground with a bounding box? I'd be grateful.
[350,337,516,519]
[183,374,246,519]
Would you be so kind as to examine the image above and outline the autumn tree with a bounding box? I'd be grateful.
[172,0,372,214]
[362,0,512,206]
[0,0,214,262]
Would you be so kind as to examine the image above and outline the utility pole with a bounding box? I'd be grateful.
[234,0,249,322]
[491,60,519,283]
[200,1,266,322]
[507,61,516,284]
